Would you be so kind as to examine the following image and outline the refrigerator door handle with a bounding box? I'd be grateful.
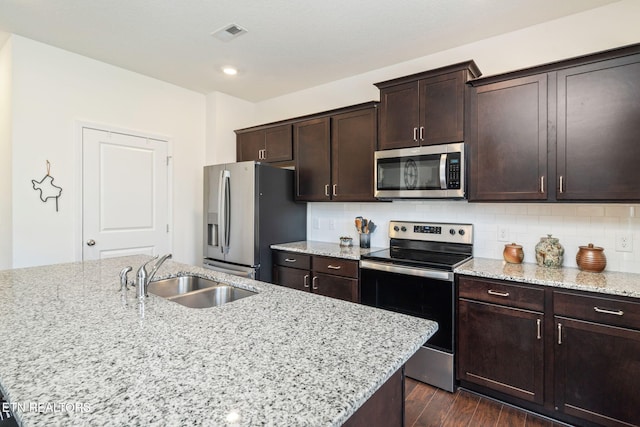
[223,170,231,250]
[218,169,231,253]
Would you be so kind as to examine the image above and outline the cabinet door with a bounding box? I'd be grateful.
[313,273,358,303]
[331,107,377,201]
[273,265,310,292]
[557,54,640,200]
[419,71,465,145]
[264,124,293,162]
[294,117,331,201]
[458,299,544,404]
[378,81,420,150]
[236,130,264,162]
[469,74,548,201]
[555,316,640,426]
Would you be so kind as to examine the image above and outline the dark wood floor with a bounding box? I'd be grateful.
[405,378,569,427]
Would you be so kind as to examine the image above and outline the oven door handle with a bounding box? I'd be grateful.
[360,260,453,281]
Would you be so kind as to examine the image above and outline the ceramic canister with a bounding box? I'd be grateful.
[535,234,564,268]
[503,243,524,264]
[576,243,606,272]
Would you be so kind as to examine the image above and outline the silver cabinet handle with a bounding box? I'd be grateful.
[540,176,545,193]
[312,276,318,290]
[86,239,96,246]
[332,184,337,196]
[262,149,267,160]
[284,258,297,263]
[419,126,424,141]
[413,127,418,141]
[324,184,329,197]
[594,306,624,316]
[258,149,262,160]
[303,274,309,288]
[488,289,509,297]
[557,323,563,345]
[536,319,542,340]
[327,265,341,270]
[559,175,564,193]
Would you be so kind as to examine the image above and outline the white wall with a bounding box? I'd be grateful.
[10,35,206,268]
[247,0,640,274]
[0,38,12,269]
[205,92,255,165]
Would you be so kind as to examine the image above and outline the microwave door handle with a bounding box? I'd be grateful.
[439,154,447,189]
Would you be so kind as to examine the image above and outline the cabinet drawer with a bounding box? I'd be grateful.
[273,251,311,270]
[554,291,640,330]
[315,274,359,303]
[313,256,359,278]
[458,277,544,311]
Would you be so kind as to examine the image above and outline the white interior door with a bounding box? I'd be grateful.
[82,127,170,260]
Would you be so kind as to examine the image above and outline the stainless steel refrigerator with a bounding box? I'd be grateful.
[203,161,306,282]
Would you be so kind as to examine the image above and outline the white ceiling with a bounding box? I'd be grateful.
[0,0,620,102]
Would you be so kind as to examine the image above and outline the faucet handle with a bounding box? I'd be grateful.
[119,266,132,291]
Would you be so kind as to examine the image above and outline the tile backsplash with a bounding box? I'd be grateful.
[307,201,640,274]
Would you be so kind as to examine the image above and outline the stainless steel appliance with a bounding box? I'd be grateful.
[203,161,306,282]
[374,142,465,199]
[360,220,473,392]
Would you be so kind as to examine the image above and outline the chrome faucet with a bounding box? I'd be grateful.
[136,254,172,299]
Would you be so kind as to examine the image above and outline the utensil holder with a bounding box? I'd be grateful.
[359,233,370,249]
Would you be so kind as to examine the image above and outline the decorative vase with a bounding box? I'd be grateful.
[576,243,606,272]
[503,243,524,264]
[535,234,564,268]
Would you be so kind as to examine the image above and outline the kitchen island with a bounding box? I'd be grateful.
[0,256,436,426]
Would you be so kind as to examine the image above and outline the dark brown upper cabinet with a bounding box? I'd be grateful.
[294,103,377,202]
[469,74,548,201]
[469,43,640,202]
[375,61,481,150]
[236,124,292,164]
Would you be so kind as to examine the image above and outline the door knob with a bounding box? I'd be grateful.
[86,239,96,246]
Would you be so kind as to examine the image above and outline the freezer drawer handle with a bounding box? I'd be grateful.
[594,306,624,316]
[284,258,297,263]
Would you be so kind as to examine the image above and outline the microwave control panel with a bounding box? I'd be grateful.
[447,153,461,189]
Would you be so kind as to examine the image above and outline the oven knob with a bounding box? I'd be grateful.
[458,229,465,236]
[401,226,407,232]
[393,226,399,232]
[449,228,456,235]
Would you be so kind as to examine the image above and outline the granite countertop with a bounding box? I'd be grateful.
[270,241,384,260]
[0,256,436,426]
[456,257,640,299]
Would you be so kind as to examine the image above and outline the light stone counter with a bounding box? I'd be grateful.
[0,256,436,426]
[270,241,384,260]
[456,257,640,299]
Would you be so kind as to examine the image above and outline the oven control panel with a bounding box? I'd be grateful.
[389,221,473,244]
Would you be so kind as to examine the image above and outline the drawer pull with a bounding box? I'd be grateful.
[488,290,510,297]
[327,265,342,270]
[312,276,319,290]
[594,306,624,316]
[303,274,309,288]
[557,323,563,345]
[284,258,297,263]
[536,319,542,340]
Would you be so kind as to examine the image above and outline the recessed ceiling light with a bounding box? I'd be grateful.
[222,67,238,76]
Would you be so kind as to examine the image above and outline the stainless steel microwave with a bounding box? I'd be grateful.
[374,143,465,199]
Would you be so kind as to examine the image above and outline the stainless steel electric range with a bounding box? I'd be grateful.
[359,220,473,392]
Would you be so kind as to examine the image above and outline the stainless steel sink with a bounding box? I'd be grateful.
[148,275,220,298]
[148,275,256,308]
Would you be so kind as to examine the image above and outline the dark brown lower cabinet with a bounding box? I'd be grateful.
[343,367,404,427]
[458,299,544,404]
[272,250,359,303]
[458,275,640,427]
[555,316,640,427]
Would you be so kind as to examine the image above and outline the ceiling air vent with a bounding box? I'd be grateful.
[212,24,248,42]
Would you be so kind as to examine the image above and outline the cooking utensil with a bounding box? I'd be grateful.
[355,217,363,233]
